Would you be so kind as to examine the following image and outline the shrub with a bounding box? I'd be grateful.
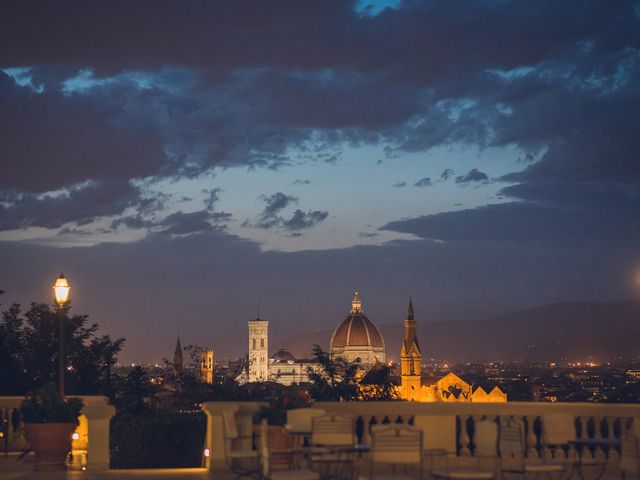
[19,382,83,424]
[109,411,206,469]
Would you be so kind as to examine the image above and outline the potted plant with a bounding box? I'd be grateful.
[19,382,83,471]
[254,386,311,465]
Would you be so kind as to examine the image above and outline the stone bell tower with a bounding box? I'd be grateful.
[400,298,422,400]
[199,349,214,384]
[248,315,269,382]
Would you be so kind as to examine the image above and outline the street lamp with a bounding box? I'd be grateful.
[53,274,70,397]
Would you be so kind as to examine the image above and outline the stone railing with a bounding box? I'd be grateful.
[0,395,115,471]
[200,401,640,472]
[315,401,640,463]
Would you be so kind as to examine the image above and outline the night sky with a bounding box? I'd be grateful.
[1,1,639,363]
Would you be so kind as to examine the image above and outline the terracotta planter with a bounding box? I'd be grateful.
[25,423,76,471]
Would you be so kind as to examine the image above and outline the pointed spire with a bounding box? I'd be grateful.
[408,297,414,320]
[174,335,183,361]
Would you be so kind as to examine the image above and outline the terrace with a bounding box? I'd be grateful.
[1,397,638,479]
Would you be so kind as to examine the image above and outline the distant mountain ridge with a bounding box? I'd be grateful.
[272,300,640,362]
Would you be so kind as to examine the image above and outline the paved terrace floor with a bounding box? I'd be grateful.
[0,455,627,480]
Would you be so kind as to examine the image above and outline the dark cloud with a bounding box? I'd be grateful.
[203,188,223,210]
[392,181,406,188]
[441,168,455,181]
[159,210,230,235]
[0,72,168,193]
[359,232,379,238]
[455,168,489,184]
[414,177,432,188]
[254,192,327,231]
[0,180,140,231]
[283,210,329,231]
[257,193,297,228]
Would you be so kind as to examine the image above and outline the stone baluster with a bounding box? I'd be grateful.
[593,417,605,462]
[525,415,538,459]
[569,416,583,462]
[604,417,618,461]
[459,415,471,456]
[361,414,374,445]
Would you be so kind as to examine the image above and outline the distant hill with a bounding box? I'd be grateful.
[272,300,640,362]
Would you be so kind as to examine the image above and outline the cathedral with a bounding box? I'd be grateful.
[238,291,506,402]
[329,292,386,366]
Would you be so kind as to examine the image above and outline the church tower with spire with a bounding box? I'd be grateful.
[173,335,183,387]
[400,298,422,400]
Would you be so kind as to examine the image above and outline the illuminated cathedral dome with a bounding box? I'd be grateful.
[329,292,386,365]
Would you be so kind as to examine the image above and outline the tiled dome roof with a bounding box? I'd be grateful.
[330,312,384,349]
[272,349,296,363]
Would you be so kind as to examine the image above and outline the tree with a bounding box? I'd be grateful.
[307,345,359,401]
[112,366,157,414]
[0,302,124,395]
[358,363,400,401]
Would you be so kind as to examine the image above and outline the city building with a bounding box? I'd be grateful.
[268,349,321,385]
[329,291,386,366]
[248,316,269,382]
[199,349,214,384]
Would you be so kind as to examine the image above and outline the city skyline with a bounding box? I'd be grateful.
[1,1,639,362]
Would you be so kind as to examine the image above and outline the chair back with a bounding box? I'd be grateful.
[498,418,525,471]
[311,414,355,446]
[621,434,640,475]
[413,415,456,453]
[287,408,325,433]
[474,419,498,457]
[371,425,423,467]
[370,425,424,478]
[542,414,575,446]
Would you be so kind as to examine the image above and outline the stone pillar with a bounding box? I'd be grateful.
[80,396,116,471]
[459,415,471,456]
[526,415,538,459]
[201,401,267,471]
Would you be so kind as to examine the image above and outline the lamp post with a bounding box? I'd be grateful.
[53,274,70,397]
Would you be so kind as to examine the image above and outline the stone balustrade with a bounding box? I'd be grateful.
[200,400,640,473]
[314,401,640,464]
[0,395,115,471]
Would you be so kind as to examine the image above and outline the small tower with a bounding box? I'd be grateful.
[200,349,214,384]
[248,315,269,382]
[351,290,362,313]
[173,336,184,389]
[400,298,422,400]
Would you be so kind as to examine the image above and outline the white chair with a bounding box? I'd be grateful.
[429,418,497,479]
[309,414,356,478]
[499,418,565,480]
[311,414,355,447]
[223,410,260,478]
[361,424,423,480]
[259,419,320,480]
